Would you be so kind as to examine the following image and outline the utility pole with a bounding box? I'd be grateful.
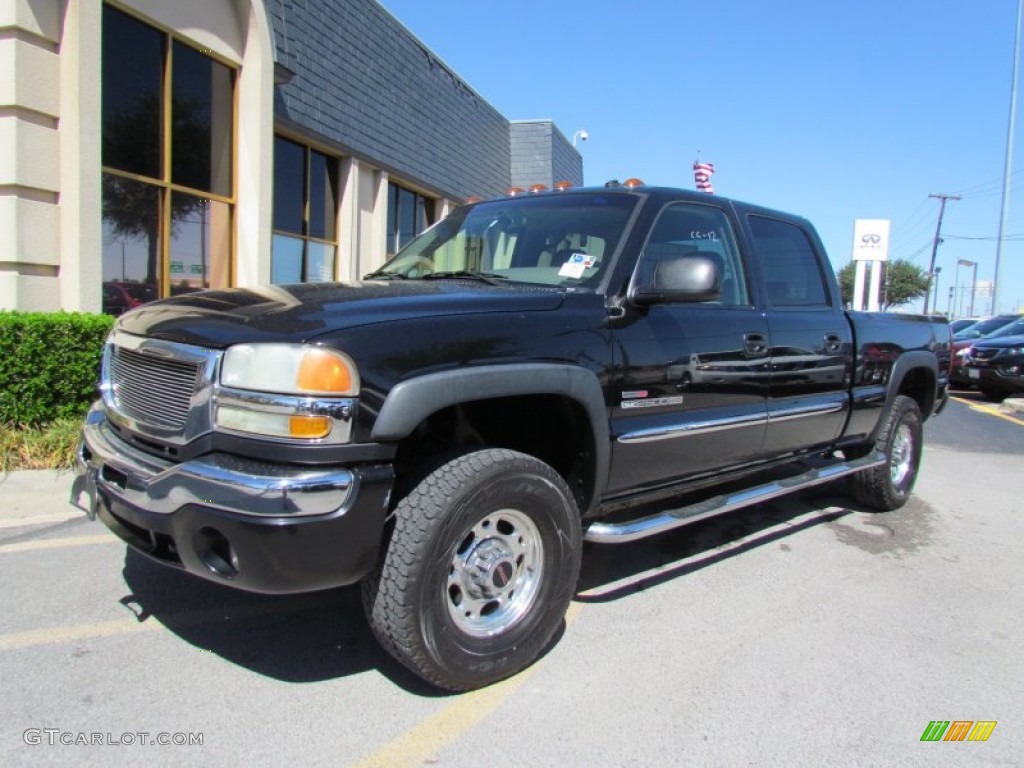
[923,193,960,314]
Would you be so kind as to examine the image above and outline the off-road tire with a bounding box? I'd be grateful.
[362,448,582,691]
[848,394,923,511]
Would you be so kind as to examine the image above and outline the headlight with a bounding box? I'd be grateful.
[955,348,970,358]
[216,344,359,442]
[221,344,359,395]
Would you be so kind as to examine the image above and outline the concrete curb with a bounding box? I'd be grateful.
[0,469,82,524]
[1000,397,1024,417]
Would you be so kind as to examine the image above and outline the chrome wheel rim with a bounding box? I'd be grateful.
[446,508,543,637]
[889,423,914,488]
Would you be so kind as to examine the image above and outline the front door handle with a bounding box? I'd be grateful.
[744,332,768,358]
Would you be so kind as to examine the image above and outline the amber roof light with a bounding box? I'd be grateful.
[623,177,645,188]
[553,180,573,191]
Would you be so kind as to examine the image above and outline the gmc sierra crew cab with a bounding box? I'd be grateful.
[74,186,951,691]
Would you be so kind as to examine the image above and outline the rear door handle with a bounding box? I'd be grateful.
[744,332,768,358]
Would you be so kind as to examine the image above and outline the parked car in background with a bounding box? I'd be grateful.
[964,333,1024,400]
[102,282,157,316]
[949,317,985,335]
[950,313,1023,386]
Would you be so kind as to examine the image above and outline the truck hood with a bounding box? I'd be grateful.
[115,281,567,348]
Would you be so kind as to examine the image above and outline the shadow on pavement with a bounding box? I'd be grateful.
[576,488,859,603]
[118,549,446,696]
[116,486,871,688]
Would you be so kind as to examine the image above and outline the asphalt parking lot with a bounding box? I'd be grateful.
[1,394,1021,767]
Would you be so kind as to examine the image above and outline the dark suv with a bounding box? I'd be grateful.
[950,314,1023,386]
[964,334,1024,400]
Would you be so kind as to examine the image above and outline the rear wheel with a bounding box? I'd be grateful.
[848,394,923,511]
[362,448,582,691]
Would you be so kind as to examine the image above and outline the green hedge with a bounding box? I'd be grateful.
[0,311,114,426]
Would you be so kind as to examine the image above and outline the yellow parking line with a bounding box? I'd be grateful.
[350,602,584,768]
[0,617,161,652]
[951,396,1024,426]
[0,534,117,554]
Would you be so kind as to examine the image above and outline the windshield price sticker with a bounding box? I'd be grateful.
[557,252,594,279]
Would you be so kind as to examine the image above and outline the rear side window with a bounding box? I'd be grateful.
[748,215,830,308]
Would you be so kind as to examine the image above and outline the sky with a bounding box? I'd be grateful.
[377,0,1024,315]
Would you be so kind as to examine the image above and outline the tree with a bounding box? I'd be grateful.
[102,94,209,286]
[837,259,929,310]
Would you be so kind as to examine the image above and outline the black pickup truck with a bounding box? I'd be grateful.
[75,186,950,690]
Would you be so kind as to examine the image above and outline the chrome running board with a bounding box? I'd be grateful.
[584,452,887,544]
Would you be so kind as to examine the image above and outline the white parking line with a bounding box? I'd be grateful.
[0,534,116,554]
[0,511,86,530]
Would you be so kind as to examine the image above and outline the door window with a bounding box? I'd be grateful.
[636,203,749,306]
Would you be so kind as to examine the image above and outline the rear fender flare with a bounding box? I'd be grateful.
[873,351,938,440]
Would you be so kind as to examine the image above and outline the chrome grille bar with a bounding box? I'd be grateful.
[109,346,202,429]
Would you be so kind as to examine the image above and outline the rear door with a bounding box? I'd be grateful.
[742,213,852,455]
[607,201,770,496]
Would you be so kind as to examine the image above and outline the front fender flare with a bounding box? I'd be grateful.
[371,363,610,511]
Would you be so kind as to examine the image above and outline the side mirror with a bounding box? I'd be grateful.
[630,255,721,307]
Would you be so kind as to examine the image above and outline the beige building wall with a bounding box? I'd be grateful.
[0,0,454,313]
[0,0,277,312]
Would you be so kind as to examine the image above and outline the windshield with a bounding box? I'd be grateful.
[367,192,639,287]
[984,317,1024,338]
[953,314,1020,340]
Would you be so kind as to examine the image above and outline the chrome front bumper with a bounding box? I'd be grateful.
[74,407,356,519]
[72,405,394,594]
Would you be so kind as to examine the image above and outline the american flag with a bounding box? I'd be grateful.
[693,161,715,194]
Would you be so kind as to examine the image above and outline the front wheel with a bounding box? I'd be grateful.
[362,448,582,691]
[848,394,923,511]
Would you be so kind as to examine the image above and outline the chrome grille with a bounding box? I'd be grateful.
[109,346,202,429]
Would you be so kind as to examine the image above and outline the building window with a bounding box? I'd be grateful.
[100,4,235,313]
[272,136,339,283]
[387,182,436,255]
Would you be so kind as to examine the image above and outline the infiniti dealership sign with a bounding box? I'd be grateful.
[852,219,891,262]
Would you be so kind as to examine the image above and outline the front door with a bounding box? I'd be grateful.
[607,202,770,496]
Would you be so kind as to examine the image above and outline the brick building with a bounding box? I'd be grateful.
[0,0,583,313]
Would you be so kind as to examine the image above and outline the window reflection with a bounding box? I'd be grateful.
[102,7,163,179]
[271,235,303,284]
[387,182,435,255]
[172,42,233,197]
[100,3,235,315]
[169,193,231,295]
[102,177,160,309]
[273,137,305,234]
[272,137,338,282]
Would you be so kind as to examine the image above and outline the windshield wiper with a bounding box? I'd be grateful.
[419,270,509,285]
[363,270,408,280]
